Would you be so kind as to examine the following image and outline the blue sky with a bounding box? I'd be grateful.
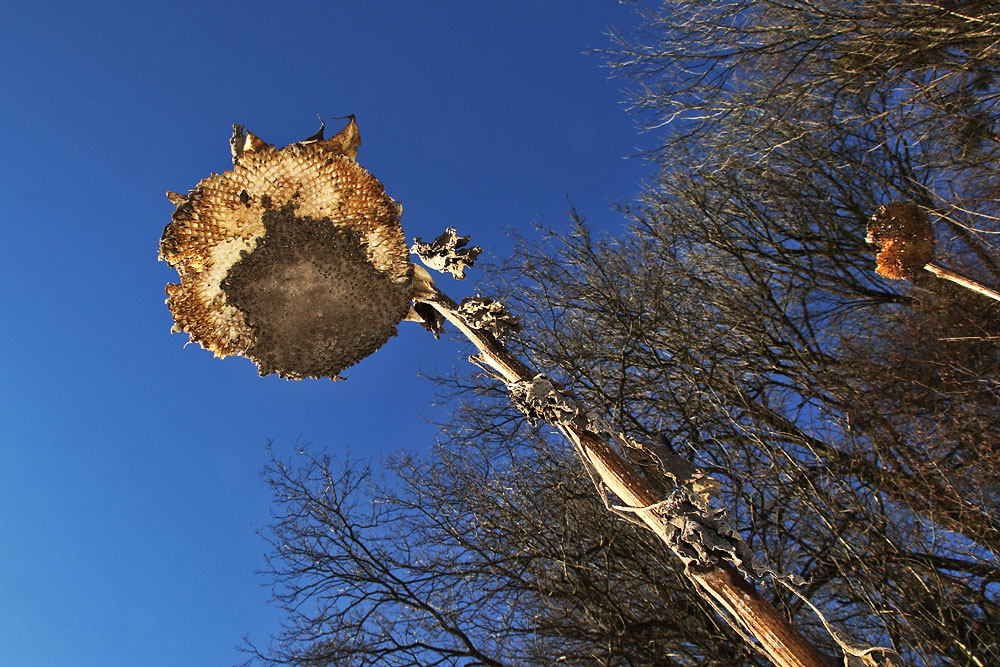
[0,2,651,665]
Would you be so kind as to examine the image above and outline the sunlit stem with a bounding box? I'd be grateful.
[412,285,834,667]
[924,262,1000,303]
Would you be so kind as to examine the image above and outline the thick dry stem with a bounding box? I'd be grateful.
[415,287,834,667]
[924,262,1000,303]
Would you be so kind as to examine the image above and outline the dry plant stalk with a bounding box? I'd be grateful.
[160,120,849,667]
[414,287,837,667]
[868,202,1000,303]
[922,263,1000,302]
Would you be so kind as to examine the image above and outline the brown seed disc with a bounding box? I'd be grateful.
[221,205,412,379]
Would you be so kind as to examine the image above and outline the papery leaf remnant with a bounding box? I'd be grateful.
[507,374,582,427]
[411,227,482,279]
[458,296,519,338]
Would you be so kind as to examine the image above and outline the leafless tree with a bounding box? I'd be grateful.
[480,215,999,665]
[245,2,1000,665]
[244,433,765,666]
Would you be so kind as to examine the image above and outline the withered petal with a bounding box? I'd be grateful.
[319,115,361,160]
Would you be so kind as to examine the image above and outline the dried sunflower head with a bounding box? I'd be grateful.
[159,118,414,380]
[867,202,935,280]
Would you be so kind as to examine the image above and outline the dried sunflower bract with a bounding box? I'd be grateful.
[159,118,414,380]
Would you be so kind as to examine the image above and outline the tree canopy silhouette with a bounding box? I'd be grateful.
[245,2,1000,665]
